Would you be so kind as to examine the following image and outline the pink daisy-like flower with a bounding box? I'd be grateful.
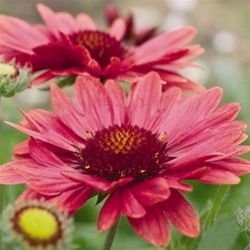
[1,72,250,246]
[105,4,157,45]
[0,4,204,91]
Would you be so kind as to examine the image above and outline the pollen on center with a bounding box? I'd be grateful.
[100,127,145,154]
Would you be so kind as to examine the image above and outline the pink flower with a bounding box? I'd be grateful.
[105,4,157,45]
[1,72,249,246]
[0,4,204,91]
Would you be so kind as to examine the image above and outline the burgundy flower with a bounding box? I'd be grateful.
[0,4,204,91]
[1,72,250,246]
[104,4,157,45]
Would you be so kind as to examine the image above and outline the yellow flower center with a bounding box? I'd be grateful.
[0,63,16,77]
[100,127,146,154]
[17,208,58,240]
[80,125,167,181]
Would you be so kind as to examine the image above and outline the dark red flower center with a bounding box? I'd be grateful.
[79,125,167,181]
[69,31,126,68]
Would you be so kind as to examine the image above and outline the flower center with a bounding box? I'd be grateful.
[18,208,58,240]
[80,125,167,181]
[69,30,126,68]
[10,204,63,247]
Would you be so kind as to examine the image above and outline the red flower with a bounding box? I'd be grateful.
[104,4,157,45]
[1,72,249,246]
[0,4,204,91]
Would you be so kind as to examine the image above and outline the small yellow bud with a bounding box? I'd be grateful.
[6,199,73,249]
[0,63,16,77]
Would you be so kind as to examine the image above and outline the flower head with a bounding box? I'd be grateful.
[3,199,73,250]
[0,72,249,246]
[104,4,157,45]
[0,4,203,91]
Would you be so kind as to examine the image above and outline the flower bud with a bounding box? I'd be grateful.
[0,62,31,97]
[1,199,74,250]
[237,206,250,239]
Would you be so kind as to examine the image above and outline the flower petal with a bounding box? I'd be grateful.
[61,169,133,192]
[37,4,77,37]
[108,18,126,41]
[74,75,114,128]
[5,121,76,152]
[49,186,93,212]
[127,72,162,127]
[0,162,25,184]
[188,167,241,184]
[104,79,126,125]
[28,138,66,168]
[17,188,46,201]
[163,190,200,237]
[132,26,196,65]
[132,177,170,207]
[50,83,90,138]
[121,190,146,218]
[26,177,81,196]
[75,14,96,30]
[98,190,122,231]
[129,205,170,247]
[0,14,48,53]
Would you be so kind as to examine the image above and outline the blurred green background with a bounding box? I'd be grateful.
[0,0,250,249]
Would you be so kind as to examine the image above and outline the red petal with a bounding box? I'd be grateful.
[127,72,162,127]
[13,141,29,155]
[132,26,196,65]
[28,138,66,168]
[74,75,114,129]
[132,177,170,207]
[75,14,96,30]
[121,190,146,218]
[189,167,240,184]
[61,169,133,192]
[98,190,122,231]
[104,79,126,126]
[211,157,250,176]
[0,14,48,53]
[105,4,119,26]
[50,83,89,139]
[18,188,46,201]
[0,162,25,184]
[108,18,126,41]
[163,191,200,237]
[49,186,93,212]
[103,56,122,76]
[86,59,101,75]
[129,205,170,247]
[5,119,76,152]
[30,70,54,86]
[26,177,81,196]
[37,4,77,37]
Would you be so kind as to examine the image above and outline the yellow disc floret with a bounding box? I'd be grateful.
[7,199,72,249]
[0,63,16,77]
[18,208,58,240]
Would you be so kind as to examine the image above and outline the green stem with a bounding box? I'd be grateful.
[102,221,119,250]
[204,185,230,230]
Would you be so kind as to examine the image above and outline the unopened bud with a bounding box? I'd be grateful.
[0,62,31,97]
[237,206,250,239]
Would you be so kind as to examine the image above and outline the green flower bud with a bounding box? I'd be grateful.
[237,206,250,239]
[0,62,31,97]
